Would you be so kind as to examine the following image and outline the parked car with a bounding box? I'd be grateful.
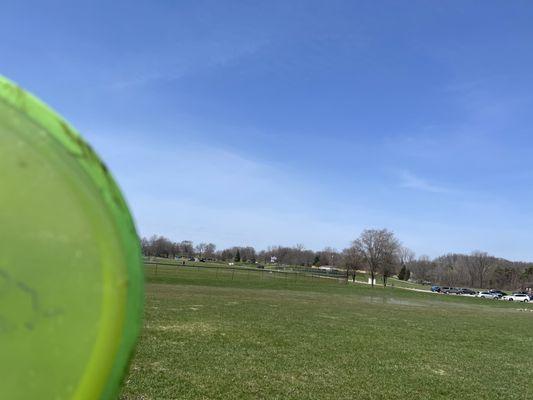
[489,290,507,299]
[502,293,531,302]
[440,287,452,294]
[431,286,441,293]
[477,291,498,299]
[446,287,461,295]
[458,288,477,296]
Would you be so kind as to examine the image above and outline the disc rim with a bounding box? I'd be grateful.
[0,76,144,400]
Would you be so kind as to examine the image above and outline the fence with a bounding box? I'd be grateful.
[144,261,347,283]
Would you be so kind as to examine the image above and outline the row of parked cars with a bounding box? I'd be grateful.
[430,286,532,302]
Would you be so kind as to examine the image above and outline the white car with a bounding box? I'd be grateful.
[501,293,531,302]
[477,291,498,299]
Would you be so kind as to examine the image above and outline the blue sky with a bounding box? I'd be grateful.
[3,1,533,260]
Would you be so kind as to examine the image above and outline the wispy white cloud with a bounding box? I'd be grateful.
[397,170,450,193]
[108,36,269,89]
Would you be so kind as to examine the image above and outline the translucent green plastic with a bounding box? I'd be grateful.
[0,77,144,399]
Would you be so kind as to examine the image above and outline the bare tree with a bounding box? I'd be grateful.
[239,247,257,262]
[399,246,415,270]
[180,241,194,257]
[409,256,437,283]
[352,229,400,287]
[195,243,207,258]
[380,251,399,287]
[467,251,493,288]
[204,243,216,259]
[342,246,364,283]
[318,247,341,266]
[398,246,415,281]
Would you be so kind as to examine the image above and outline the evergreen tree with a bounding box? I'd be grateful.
[398,265,407,280]
[405,269,411,281]
[234,249,241,262]
[313,255,320,266]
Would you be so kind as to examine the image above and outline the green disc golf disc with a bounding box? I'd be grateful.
[0,77,144,400]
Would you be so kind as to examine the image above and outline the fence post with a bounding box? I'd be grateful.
[232,268,235,281]
[155,263,158,276]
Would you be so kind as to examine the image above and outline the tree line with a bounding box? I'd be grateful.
[141,229,533,290]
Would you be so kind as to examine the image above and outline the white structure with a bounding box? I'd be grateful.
[368,277,377,285]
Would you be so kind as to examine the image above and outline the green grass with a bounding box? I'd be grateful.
[145,257,432,290]
[120,266,533,400]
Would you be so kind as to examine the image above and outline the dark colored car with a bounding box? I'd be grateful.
[431,286,441,293]
[442,287,460,294]
[458,288,477,295]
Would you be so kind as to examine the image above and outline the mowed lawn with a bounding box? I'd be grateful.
[120,266,533,400]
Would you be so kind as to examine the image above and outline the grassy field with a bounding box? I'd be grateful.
[120,265,533,400]
[143,258,432,291]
